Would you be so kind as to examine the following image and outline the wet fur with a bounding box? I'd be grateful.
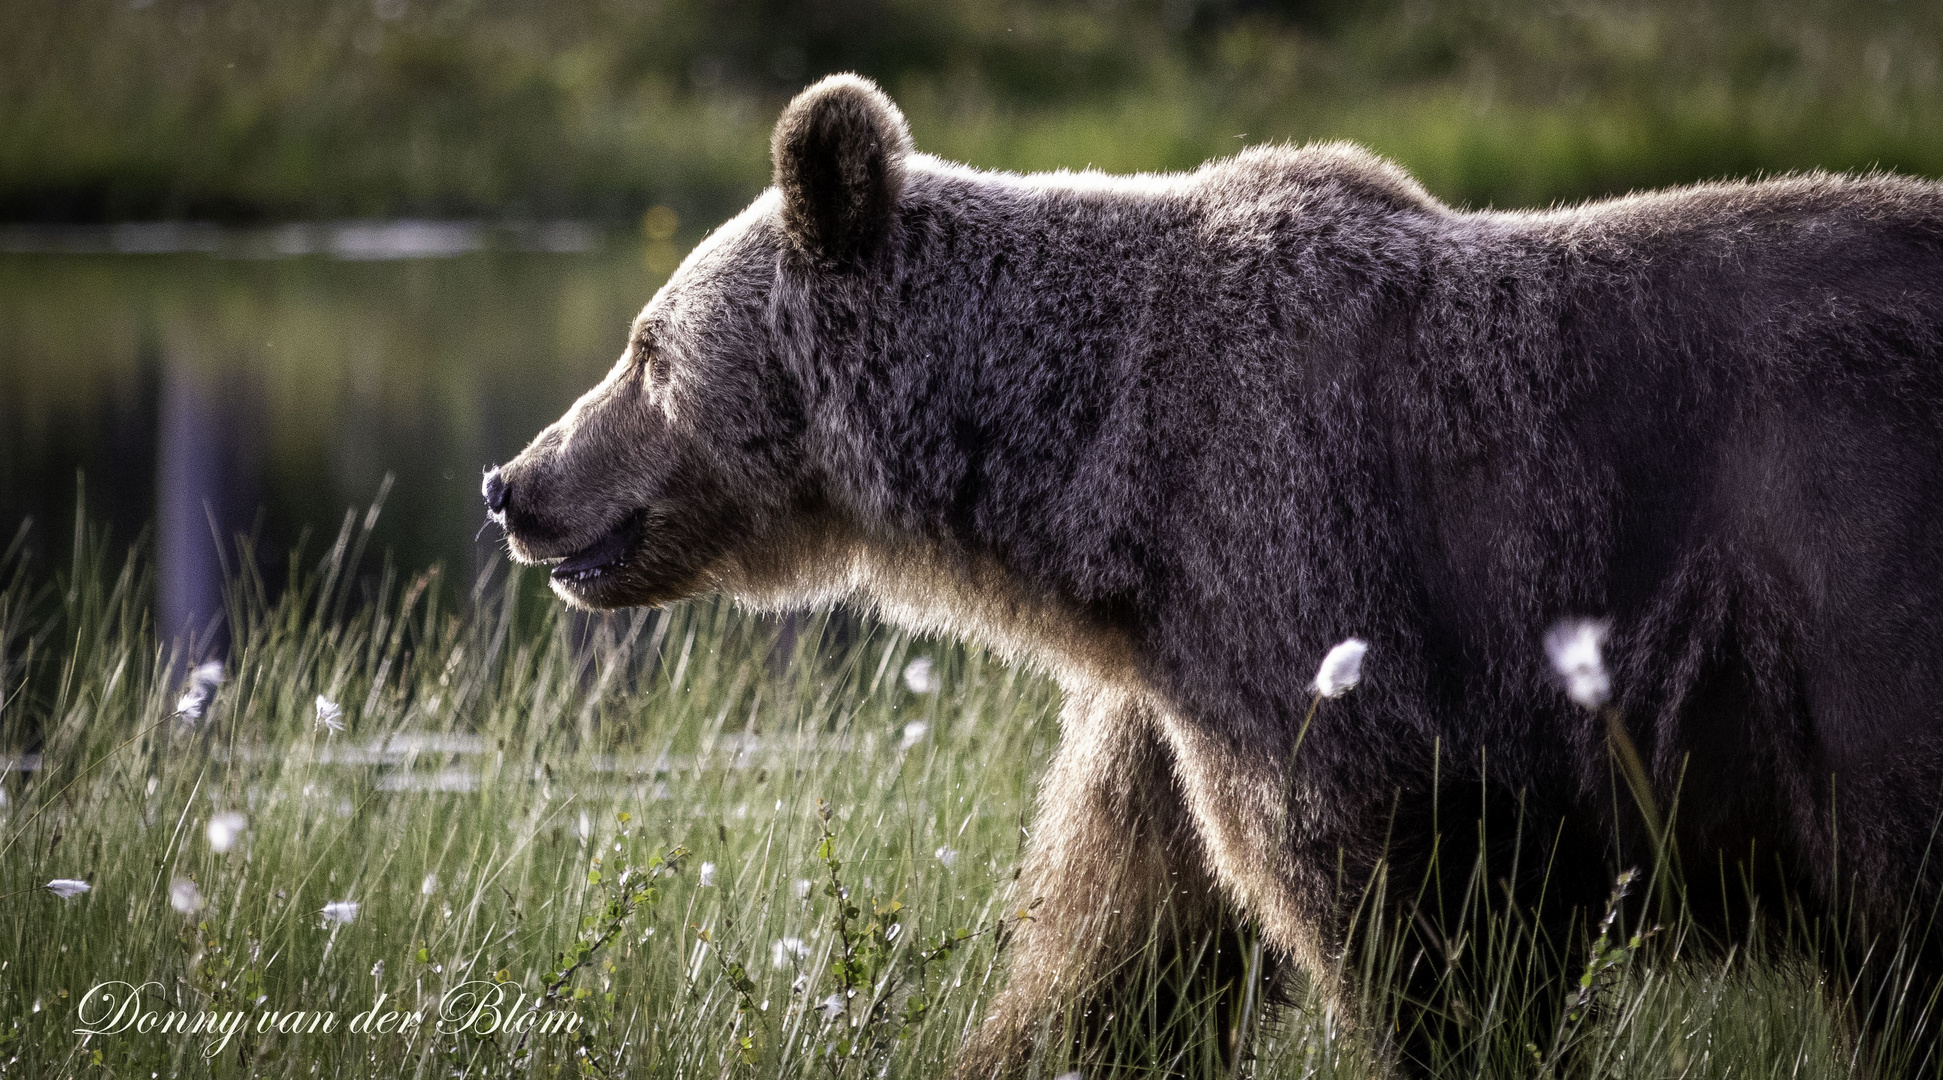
[494,75,1943,1075]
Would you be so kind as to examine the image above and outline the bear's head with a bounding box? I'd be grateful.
[484,74,913,612]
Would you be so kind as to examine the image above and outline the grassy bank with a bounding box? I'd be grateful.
[4,0,1942,224]
[0,512,1914,1077]
[0,510,1065,1076]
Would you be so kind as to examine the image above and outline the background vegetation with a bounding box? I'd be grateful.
[4,0,1942,224]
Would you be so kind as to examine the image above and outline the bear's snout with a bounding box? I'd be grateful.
[481,459,569,554]
[479,459,557,552]
[481,466,509,517]
[481,448,635,572]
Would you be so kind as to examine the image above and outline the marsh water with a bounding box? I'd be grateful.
[0,224,667,643]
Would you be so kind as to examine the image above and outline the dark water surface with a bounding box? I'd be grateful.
[0,225,664,643]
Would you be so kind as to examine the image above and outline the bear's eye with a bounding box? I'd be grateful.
[633,334,673,394]
[628,316,680,394]
[630,332,658,381]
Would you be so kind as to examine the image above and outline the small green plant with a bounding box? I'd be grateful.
[516,815,691,1075]
[696,922,764,1068]
[801,798,1007,1077]
[1528,867,1659,1076]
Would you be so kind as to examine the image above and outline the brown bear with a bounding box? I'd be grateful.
[486,74,1943,1074]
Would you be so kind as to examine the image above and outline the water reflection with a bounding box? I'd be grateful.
[0,225,657,637]
[155,348,259,653]
[0,220,598,259]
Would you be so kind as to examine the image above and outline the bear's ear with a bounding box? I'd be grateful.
[771,74,913,264]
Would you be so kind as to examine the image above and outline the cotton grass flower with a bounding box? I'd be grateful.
[794,879,813,901]
[1310,638,1368,698]
[1545,619,1612,709]
[899,721,929,750]
[45,878,90,899]
[174,661,225,721]
[934,846,958,869]
[697,862,718,887]
[770,937,809,968]
[421,873,439,896]
[314,695,344,733]
[902,656,938,694]
[206,811,247,853]
[321,901,360,925]
[816,993,846,1021]
[169,878,204,915]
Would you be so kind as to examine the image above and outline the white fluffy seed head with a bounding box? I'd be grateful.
[321,900,359,925]
[902,656,938,694]
[314,695,345,733]
[45,878,90,899]
[206,811,247,853]
[1311,638,1369,698]
[169,878,204,915]
[697,862,718,887]
[770,937,809,968]
[1545,619,1612,709]
[175,661,226,722]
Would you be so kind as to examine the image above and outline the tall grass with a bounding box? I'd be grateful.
[0,508,1919,1076]
[0,506,1063,1076]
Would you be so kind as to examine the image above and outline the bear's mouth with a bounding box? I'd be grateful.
[548,514,643,586]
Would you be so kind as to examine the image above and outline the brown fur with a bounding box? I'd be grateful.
[489,74,1943,1075]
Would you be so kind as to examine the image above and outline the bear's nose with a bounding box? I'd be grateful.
[482,467,510,515]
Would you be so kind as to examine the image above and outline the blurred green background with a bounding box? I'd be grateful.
[7,0,1942,223]
[2,0,1941,634]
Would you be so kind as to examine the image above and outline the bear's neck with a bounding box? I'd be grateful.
[712,507,1141,693]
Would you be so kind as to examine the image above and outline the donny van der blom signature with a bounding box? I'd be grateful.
[72,980,584,1057]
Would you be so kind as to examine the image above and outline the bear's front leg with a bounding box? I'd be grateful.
[955,685,1230,1079]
